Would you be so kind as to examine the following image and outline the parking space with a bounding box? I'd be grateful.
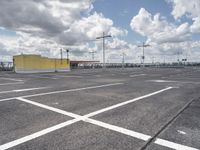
[0,68,200,150]
[0,100,71,145]
[11,122,146,150]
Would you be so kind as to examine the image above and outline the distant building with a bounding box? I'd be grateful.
[70,60,99,68]
[13,54,70,73]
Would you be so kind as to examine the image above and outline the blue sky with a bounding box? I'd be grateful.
[0,0,200,62]
[93,0,199,42]
[94,0,162,43]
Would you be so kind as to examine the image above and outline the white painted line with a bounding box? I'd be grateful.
[147,80,200,85]
[155,138,199,150]
[147,80,178,83]
[129,74,146,77]
[0,82,24,86]
[16,97,80,119]
[16,97,151,141]
[21,83,123,99]
[2,87,197,150]
[0,83,123,102]
[84,118,151,141]
[28,75,57,80]
[0,118,80,150]
[55,75,83,78]
[0,97,17,102]
[84,87,174,118]
[14,87,49,92]
[0,87,49,94]
[177,130,186,135]
[0,77,23,82]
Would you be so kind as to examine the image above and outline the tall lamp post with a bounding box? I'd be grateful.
[96,32,112,69]
[66,49,69,64]
[122,52,126,69]
[89,50,96,60]
[60,48,63,64]
[138,42,150,67]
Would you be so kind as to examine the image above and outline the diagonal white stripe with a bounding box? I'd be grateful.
[84,87,173,118]
[0,83,123,102]
[1,86,197,150]
[155,138,199,150]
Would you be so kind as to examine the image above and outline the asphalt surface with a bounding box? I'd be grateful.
[0,67,200,150]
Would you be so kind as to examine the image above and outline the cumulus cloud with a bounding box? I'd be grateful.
[167,0,200,33]
[0,0,129,62]
[130,6,200,63]
[130,8,191,44]
[167,0,200,19]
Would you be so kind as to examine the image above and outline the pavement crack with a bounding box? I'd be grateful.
[139,97,199,150]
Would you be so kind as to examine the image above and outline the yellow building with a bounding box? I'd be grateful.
[13,54,70,73]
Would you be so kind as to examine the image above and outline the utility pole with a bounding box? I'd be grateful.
[151,56,155,64]
[66,49,69,64]
[122,52,125,69]
[138,42,150,67]
[163,52,166,64]
[96,32,112,69]
[89,50,96,69]
[89,50,96,60]
[177,51,180,63]
[60,48,63,64]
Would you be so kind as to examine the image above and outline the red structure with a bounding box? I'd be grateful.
[70,60,99,68]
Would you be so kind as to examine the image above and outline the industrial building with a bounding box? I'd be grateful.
[13,54,70,73]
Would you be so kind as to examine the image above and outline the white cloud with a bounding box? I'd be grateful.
[130,8,191,44]
[167,0,200,33]
[167,0,200,19]
[191,17,200,33]
[0,0,129,62]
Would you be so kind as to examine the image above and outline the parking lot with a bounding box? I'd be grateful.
[0,67,200,150]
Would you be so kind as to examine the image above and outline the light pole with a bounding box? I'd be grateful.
[60,48,63,64]
[66,49,69,64]
[122,52,126,69]
[89,50,96,60]
[89,50,96,69]
[151,56,155,64]
[96,32,112,69]
[138,42,150,67]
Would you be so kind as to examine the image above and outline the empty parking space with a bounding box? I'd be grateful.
[11,122,145,150]
[0,100,71,146]
[0,68,200,150]
[155,98,200,149]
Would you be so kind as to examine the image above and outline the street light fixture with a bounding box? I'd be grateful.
[66,49,69,64]
[96,32,112,69]
[138,42,150,67]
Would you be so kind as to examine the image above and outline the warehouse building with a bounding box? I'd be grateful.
[13,54,70,73]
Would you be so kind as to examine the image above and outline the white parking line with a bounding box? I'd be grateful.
[17,97,80,119]
[0,78,23,82]
[55,75,83,78]
[0,83,123,102]
[147,80,178,83]
[129,74,146,77]
[84,118,151,141]
[1,86,197,150]
[28,75,58,80]
[0,87,49,94]
[84,87,173,118]
[0,118,80,150]
[0,82,24,86]
[147,80,200,84]
[155,138,199,150]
